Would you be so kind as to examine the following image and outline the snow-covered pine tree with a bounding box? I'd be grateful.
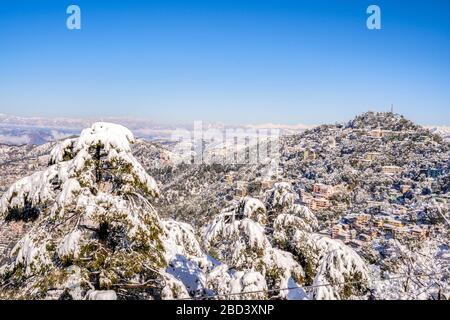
[203,196,305,299]
[267,183,369,299]
[0,123,183,299]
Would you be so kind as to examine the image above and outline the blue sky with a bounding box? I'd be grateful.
[0,0,449,125]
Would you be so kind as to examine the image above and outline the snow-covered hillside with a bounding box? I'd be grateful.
[0,121,376,300]
[1,112,449,300]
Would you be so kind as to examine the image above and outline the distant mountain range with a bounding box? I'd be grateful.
[1,113,449,146]
[0,114,314,145]
[426,126,450,141]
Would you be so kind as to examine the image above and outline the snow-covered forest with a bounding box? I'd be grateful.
[0,112,449,300]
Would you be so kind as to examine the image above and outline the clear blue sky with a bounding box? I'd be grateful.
[0,0,449,125]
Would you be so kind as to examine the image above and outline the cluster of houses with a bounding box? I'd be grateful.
[228,177,278,197]
[329,213,431,249]
[357,151,405,176]
[419,167,447,179]
[381,165,403,175]
[228,178,341,211]
[227,159,447,215]
[223,123,448,253]
[369,128,395,139]
[360,155,447,178]
[299,183,348,210]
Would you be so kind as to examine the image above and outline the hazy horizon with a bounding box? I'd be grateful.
[1,110,450,128]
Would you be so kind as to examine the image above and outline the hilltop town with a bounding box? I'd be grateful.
[148,112,450,299]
